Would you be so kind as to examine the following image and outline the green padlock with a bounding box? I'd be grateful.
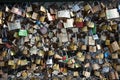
[92,24,96,35]
[18,30,28,36]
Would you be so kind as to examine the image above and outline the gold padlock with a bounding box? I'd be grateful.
[17,59,21,65]
[76,52,83,58]
[48,50,54,56]
[53,64,60,71]
[8,60,15,66]
[105,40,110,45]
[82,26,88,32]
[37,42,42,47]
[73,71,79,77]
[39,16,46,22]
[84,4,92,12]
[21,71,28,78]
[26,12,32,18]
[35,59,41,65]
[11,64,17,69]
[87,21,94,28]
[99,10,106,18]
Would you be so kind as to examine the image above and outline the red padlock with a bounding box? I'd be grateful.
[75,18,84,28]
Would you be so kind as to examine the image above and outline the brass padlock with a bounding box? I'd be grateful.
[17,59,21,65]
[87,21,94,28]
[39,16,46,22]
[21,71,28,78]
[81,45,87,50]
[32,12,38,20]
[105,40,110,45]
[53,64,60,71]
[8,60,15,66]
[73,71,79,77]
[48,50,54,56]
[99,10,106,18]
[84,4,92,12]
[26,12,32,18]
[83,70,90,78]
[35,59,41,65]
[92,1,101,13]
[77,55,85,62]
[76,52,83,58]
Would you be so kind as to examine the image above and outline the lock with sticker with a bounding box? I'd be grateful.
[18,29,28,36]
[7,20,21,31]
[106,8,120,19]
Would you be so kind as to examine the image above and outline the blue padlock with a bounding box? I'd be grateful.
[104,51,109,58]
[35,20,41,26]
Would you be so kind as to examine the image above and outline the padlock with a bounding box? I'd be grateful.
[63,18,74,28]
[85,53,91,60]
[109,71,119,80]
[0,11,2,18]
[11,5,22,16]
[73,71,79,77]
[86,21,94,28]
[82,26,88,32]
[112,53,118,59]
[72,4,80,12]
[26,3,33,12]
[92,1,101,13]
[21,71,28,78]
[75,18,84,28]
[84,62,90,68]
[26,12,32,18]
[88,36,95,45]
[99,10,106,18]
[92,63,100,70]
[39,16,45,22]
[0,61,5,67]
[40,6,46,13]
[53,64,60,71]
[81,45,87,50]
[83,69,90,78]
[48,50,54,56]
[32,12,38,20]
[105,40,110,45]
[57,10,70,18]
[20,59,28,66]
[38,50,45,57]
[18,29,28,36]
[116,65,120,71]
[76,52,83,58]
[7,20,21,31]
[106,8,120,19]
[77,55,85,62]
[110,41,120,52]
[8,60,15,66]
[84,3,92,12]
